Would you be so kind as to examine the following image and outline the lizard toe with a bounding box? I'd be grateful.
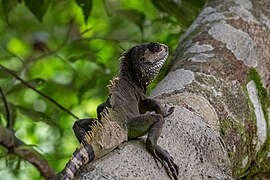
[154,146,179,180]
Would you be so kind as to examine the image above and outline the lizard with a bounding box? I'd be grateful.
[54,42,179,180]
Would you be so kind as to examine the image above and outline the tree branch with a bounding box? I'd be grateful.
[0,87,10,128]
[0,64,79,120]
[0,124,55,179]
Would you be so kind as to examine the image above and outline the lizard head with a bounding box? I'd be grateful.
[128,42,169,86]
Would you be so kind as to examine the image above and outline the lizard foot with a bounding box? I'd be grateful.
[152,146,179,180]
[163,105,175,118]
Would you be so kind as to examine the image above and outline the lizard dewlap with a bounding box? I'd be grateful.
[54,42,179,180]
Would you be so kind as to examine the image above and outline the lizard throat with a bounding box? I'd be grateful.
[139,53,168,85]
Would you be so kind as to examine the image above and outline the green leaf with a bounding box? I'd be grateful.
[0,77,16,93]
[64,41,92,60]
[115,9,145,31]
[24,0,50,22]
[2,0,18,23]
[0,68,12,79]
[151,0,203,26]
[17,106,58,127]
[0,103,17,128]
[75,0,93,23]
[7,78,46,94]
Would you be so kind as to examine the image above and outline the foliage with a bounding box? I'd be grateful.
[248,68,270,177]
[0,0,205,179]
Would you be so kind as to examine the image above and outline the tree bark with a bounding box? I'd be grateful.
[75,0,270,179]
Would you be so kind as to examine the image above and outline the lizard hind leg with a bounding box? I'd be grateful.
[145,115,179,180]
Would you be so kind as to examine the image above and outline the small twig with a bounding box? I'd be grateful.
[21,17,75,74]
[0,64,79,120]
[0,124,55,179]
[0,87,11,128]
[80,27,93,36]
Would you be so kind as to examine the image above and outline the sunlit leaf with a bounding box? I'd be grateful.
[17,106,58,127]
[75,0,93,23]
[24,0,50,21]
[7,78,46,94]
[6,37,30,56]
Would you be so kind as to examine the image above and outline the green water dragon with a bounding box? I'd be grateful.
[54,42,179,180]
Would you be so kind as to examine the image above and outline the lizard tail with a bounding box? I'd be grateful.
[61,144,95,180]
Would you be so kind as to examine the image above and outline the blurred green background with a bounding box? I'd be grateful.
[0,0,205,179]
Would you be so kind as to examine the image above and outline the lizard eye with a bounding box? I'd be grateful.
[149,42,160,52]
[153,44,158,51]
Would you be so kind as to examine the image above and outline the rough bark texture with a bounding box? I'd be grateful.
[75,0,270,179]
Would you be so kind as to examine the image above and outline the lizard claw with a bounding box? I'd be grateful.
[153,146,179,180]
[166,156,179,180]
[163,105,175,118]
[168,106,175,115]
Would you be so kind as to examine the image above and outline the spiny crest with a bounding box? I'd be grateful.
[119,47,134,75]
[119,46,133,63]
[82,108,111,144]
[107,76,120,93]
[119,51,127,62]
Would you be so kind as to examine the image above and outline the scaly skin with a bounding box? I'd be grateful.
[54,42,179,180]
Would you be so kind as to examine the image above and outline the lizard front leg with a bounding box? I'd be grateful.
[139,98,174,117]
[127,114,179,180]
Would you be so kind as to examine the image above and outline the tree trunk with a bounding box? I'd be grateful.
[75,0,270,179]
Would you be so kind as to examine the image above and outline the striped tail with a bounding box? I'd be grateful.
[61,144,95,180]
